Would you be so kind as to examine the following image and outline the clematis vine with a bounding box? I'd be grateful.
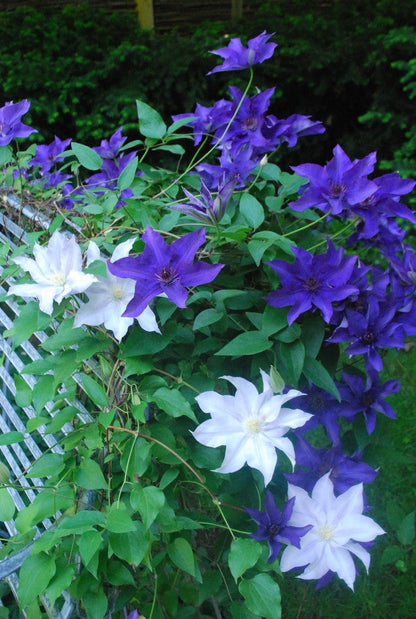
[108,227,224,317]
[7,230,96,315]
[73,239,160,341]
[280,474,385,589]
[191,371,312,486]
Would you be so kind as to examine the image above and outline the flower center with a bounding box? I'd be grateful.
[112,286,125,301]
[267,523,281,537]
[362,330,375,344]
[51,272,66,286]
[318,524,334,541]
[246,416,263,434]
[304,276,321,292]
[244,116,258,131]
[331,182,346,198]
[157,265,178,285]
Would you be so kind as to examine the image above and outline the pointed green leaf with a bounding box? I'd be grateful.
[240,193,265,229]
[0,488,15,521]
[238,573,281,619]
[130,484,165,529]
[117,156,138,191]
[17,552,56,607]
[228,538,262,582]
[167,537,196,577]
[74,459,107,490]
[81,373,109,407]
[303,356,340,401]
[216,331,272,356]
[136,99,167,139]
[72,142,102,170]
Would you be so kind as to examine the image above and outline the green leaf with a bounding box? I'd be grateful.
[71,142,102,170]
[216,331,272,356]
[4,301,50,347]
[14,375,32,408]
[151,387,197,422]
[32,374,55,413]
[136,99,167,139]
[193,308,224,330]
[108,522,150,565]
[106,503,135,533]
[17,552,56,607]
[167,537,196,577]
[381,545,404,566]
[117,156,138,191]
[79,530,102,568]
[130,484,165,529]
[56,511,106,535]
[238,573,281,619]
[301,316,326,359]
[45,562,75,608]
[40,321,85,352]
[279,340,305,386]
[228,538,262,582]
[240,193,265,229]
[397,511,415,546]
[248,231,294,266]
[74,459,107,490]
[0,487,15,521]
[27,453,64,479]
[81,373,109,408]
[155,144,185,155]
[303,356,340,401]
[0,431,24,446]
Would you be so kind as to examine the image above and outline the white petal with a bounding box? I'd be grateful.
[191,418,242,448]
[244,436,277,486]
[195,391,237,417]
[323,545,356,590]
[137,305,160,333]
[311,473,337,514]
[86,241,101,265]
[111,237,136,262]
[335,513,386,544]
[345,541,372,572]
[215,434,252,475]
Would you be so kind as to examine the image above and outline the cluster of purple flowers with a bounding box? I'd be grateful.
[173,32,324,194]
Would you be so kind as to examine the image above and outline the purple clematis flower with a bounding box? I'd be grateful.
[172,99,232,146]
[264,114,326,148]
[108,227,224,317]
[265,241,358,325]
[246,492,312,562]
[285,435,378,495]
[290,383,343,444]
[0,100,37,145]
[337,371,400,434]
[289,145,378,216]
[29,136,71,173]
[207,31,277,75]
[328,298,406,372]
[171,175,235,225]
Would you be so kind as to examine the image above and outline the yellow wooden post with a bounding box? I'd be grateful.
[232,0,243,24]
[135,0,155,30]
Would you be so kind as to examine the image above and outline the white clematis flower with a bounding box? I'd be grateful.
[280,473,385,589]
[191,371,312,486]
[7,230,97,315]
[73,239,160,341]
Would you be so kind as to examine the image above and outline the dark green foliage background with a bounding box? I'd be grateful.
[1,0,415,175]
